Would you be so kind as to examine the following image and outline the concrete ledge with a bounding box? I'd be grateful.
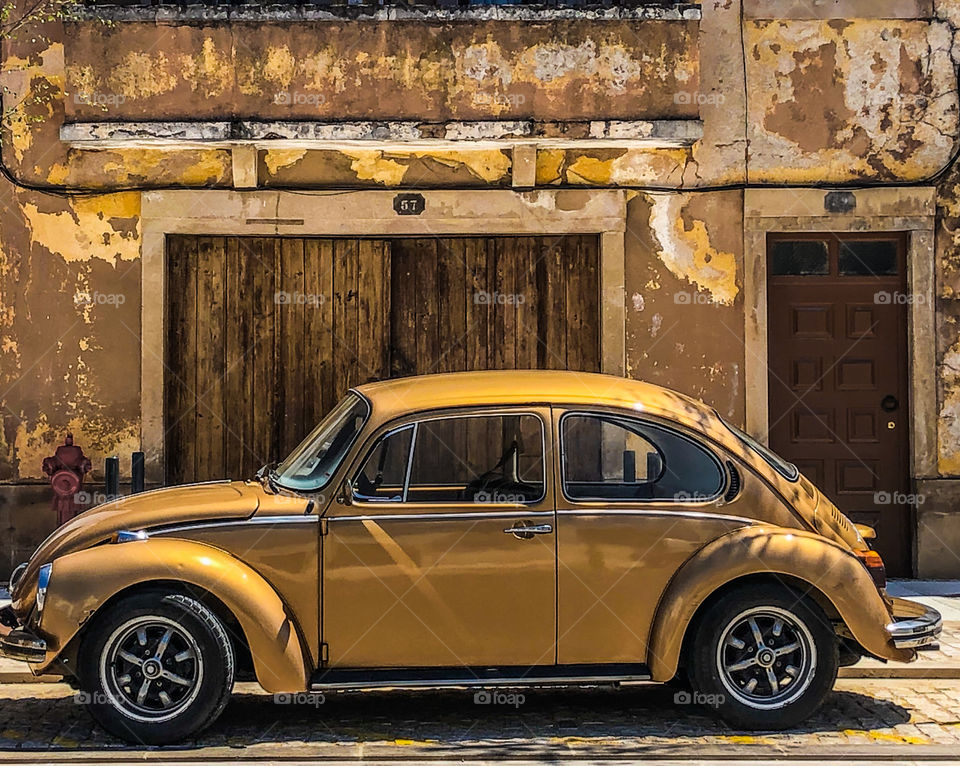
[74,3,702,22]
[61,119,704,149]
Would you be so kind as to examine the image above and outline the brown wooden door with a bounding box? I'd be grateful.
[766,233,911,575]
[165,234,599,485]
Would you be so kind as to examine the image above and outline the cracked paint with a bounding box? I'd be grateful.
[748,19,958,182]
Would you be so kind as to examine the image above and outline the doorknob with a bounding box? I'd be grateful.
[503,522,553,539]
[881,395,899,412]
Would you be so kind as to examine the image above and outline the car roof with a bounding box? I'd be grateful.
[352,370,725,435]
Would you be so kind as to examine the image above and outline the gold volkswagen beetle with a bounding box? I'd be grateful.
[0,371,941,743]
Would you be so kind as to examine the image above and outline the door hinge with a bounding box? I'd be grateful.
[320,642,329,665]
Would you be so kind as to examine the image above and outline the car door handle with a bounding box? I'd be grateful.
[503,523,553,536]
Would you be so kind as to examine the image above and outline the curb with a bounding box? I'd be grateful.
[840,665,960,679]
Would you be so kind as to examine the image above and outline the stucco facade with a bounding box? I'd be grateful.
[2,0,960,577]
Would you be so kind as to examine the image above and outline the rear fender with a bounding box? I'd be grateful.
[646,526,912,681]
[36,538,310,692]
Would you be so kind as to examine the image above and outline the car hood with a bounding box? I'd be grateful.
[11,480,261,608]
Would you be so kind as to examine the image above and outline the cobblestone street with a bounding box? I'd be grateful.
[1,678,959,762]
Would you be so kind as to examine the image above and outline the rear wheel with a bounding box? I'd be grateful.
[689,584,838,729]
[78,593,235,744]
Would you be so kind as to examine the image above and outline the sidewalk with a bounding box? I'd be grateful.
[1,583,959,684]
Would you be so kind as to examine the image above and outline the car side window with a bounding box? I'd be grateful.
[406,414,545,504]
[562,413,724,502]
[353,426,414,502]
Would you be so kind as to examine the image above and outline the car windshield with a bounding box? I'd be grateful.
[720,416,799,482]
[273,393,370,491]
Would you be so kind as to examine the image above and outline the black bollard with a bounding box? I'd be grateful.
[131,452,145,494]
[105,456,120,500]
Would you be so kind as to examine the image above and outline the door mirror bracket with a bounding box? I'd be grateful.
[338,478,355,506]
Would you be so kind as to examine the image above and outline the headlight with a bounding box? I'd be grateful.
[36,564,53,613]
[9,562,27,592]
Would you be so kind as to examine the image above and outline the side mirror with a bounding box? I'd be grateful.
[338,478,355,506]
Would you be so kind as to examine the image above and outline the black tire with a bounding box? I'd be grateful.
[78,592,235,744]
[688,583,838,730]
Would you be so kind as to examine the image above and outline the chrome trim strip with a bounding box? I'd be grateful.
[311,673,650,691]
[556,508,756,525]
[154,515,319,535]
[331,510,555,523]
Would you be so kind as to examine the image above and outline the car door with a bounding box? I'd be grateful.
[322,406,557,669]
[553,408,746,665]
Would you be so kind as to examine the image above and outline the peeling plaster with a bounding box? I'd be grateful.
[20,194,141,264]
[647,195,739,305]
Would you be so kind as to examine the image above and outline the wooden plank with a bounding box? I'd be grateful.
[195,236,226,481]
[333,239,360,393]
[251,237,279,471]
[437,238,467,373]
[565,235,585,372]
[169,235,198,483]
[540,237,566,370]
[580,235,601,373]
[389,239,416,378]
[515,237,539,371]
[493,238,517,370]
[163,236,185,484]
[304,238,335,423]
[357,239,388,384]
[414,239,439,375]
[223,237,246,478]
[279,237,306,457]
[464,238,488,372]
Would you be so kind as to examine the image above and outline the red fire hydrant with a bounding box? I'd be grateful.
[42,433,92,526]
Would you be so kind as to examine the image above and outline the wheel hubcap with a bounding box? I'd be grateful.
[716,606,817,710]
[100,616,204,723]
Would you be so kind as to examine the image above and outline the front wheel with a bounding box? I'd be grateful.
[689,584,838,730]
[78,593,235,744]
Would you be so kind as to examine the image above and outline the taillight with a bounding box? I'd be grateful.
[855,549,886,589]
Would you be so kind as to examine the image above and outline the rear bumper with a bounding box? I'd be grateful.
[886,604,942,650]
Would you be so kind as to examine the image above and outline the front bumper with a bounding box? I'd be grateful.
[0,627,47,663]
[886,603,943,650]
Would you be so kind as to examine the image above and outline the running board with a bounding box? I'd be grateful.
[310,663,651,691]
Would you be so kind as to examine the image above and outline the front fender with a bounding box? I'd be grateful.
[646,526,913,681]
[36,538,310,693]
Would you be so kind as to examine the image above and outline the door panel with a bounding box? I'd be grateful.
[767,233,911,575]
[323,407,557,669]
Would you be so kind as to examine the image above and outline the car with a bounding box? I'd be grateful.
[0,370,942,744]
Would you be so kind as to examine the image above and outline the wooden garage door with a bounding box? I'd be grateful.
[165,235,599,484]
